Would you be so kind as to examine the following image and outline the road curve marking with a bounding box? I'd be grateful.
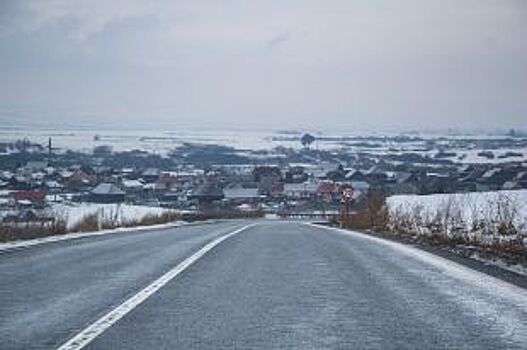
[57,223,256,350]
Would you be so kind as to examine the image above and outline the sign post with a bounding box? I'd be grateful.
[340,187,353,227]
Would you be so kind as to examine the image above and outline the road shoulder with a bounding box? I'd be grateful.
[312,222,527,290]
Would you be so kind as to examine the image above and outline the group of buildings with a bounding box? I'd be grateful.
[1,136,527,223]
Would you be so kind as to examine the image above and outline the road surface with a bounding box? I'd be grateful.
[1,221,526,349]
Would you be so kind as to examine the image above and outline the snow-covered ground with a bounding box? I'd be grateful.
[387,190,527,276]
[1,127,525,163]
[44,203,178,229]
[387,190,527,228]
[0,129,313,155]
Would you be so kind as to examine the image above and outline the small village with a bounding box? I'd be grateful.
[1,133,526,230]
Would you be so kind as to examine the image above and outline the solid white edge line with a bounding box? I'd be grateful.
[306,222,527,295]
[0,222,185,253]
[56,223,255,350]
[0,219,226,253]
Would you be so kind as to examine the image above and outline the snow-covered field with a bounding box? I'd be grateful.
[0,129,315,154]
[387,190,527,229]
[1,127,525,163]
[387,190,527,276]
[44,203,176,229]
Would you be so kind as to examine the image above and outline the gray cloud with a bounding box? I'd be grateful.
[0,0,526,132]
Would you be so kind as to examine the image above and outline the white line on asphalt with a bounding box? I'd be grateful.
[0,220,225,253]
[56,223,255,350]
[308,223,527,344]
[307,223,527,296]
[0,222,185,253]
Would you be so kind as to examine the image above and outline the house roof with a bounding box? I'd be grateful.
[189,183,224,199]
[345,169,366,179]
[394,172,414,184]
[59,170,74,178]
[309,163,339,178]
[284,182,318,193]
[502,181,519,190]
[482,167,501,178]
[224,188,260,199]
[317,181,336,194]
[122,179,144,188]
[0,171,14,180]
[142,182,167,191]
[351,181,370,191]
[142,168,160,177]
[45,181,62,188]
[25,161,48,170]
[91,183,125,195]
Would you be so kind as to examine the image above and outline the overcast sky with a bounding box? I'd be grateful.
[0,0,526,132]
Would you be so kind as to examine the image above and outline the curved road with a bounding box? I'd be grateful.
[1,221,526,349]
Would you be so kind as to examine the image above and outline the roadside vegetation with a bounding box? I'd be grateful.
[337,191,527,269]
[0,208,263,242]
[69,208,263,233]
[0,217,67,242]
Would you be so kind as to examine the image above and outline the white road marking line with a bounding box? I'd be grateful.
[0,223,184,253]
[308,222,527,344]
[307,223,527,295]
[0,220,225,253]
[57,224,255,350]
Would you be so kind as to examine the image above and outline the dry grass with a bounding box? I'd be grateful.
[336,190,526,264]
[341,191,389,231]
[0,217,67,242]
[67,207,264,234]
[386,192,526,262]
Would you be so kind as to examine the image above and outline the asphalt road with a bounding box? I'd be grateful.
[0,221,245,349]
[1,221,527,349]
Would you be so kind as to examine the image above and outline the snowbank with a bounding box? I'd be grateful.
[45,203,175,229]
[387,190,527,229]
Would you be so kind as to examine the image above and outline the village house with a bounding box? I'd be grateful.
[223,187,261,205]
[141,168,161,182]
[187,183,224,206]
[316,181,342,203]
[63,169,97,192]
[283,182,318,199]
[9,189,47,209]
[90,183,125,203]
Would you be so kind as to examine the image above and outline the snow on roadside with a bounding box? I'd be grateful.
[0,221,187,252]
[387,189,527,229]
[470,253,527,277]
[387,189,527,276]
[45,203,177,229]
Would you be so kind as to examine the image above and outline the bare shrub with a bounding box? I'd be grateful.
[385,191,526,260]
[70,213,99,232]
[344,190,388,230]
[136,211,181,226]
[0,216,67,242]
[0,205,264,243]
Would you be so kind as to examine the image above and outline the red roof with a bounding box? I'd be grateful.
[10,190,46,202]
[317,181,336,194]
